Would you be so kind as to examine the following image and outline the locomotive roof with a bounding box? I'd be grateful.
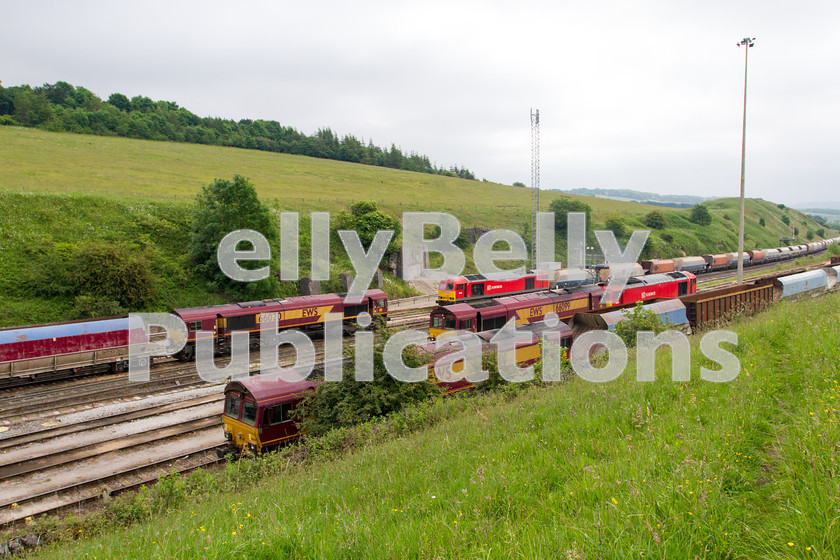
[0,317,129,344]
[625,272,691,287]
[432,303,479,319]
[460,270,540,282]
[176,290,387,321]
[224,375,318,404]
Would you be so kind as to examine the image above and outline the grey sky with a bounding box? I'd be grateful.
[2,0,838,205]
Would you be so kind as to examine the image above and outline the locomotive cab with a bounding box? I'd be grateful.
[222,376,317,455]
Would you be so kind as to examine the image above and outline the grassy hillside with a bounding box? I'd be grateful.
[34,290,840,559]
[3,126,832,245]
[0,126,836,327]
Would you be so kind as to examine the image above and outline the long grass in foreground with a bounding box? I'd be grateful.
[39,291,840,559]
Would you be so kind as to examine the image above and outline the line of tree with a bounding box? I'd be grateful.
[0,81,476,180]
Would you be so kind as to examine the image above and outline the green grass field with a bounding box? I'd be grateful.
[1,126,832,242]
[29,289,840,559]
[0,126,836,328]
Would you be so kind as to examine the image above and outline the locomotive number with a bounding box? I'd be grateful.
[555,301,571,313]
[258,312,279,324]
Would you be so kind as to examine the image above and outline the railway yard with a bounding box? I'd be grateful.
[0,253,837,531]
[0,307,430,527]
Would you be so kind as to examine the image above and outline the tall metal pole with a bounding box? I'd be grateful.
[736,37,755,285]
[531,109,540,270]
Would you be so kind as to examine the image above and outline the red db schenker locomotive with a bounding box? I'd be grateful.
[429,272,696,339]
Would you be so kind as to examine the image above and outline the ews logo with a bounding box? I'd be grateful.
[302,307,319,318]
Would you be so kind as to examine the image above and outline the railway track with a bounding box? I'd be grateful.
[0,443,225,526]
[0,368,209,422]
[0,397,226,527]
[0,393,225,451]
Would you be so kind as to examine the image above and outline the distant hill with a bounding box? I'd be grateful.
[794,201,840,211]
[553,187,714,208]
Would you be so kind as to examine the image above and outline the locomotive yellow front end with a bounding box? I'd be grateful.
[222,390,261,455]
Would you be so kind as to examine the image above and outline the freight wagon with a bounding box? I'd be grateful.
[571,299,689,333]
[678,283,774,329]
[0,318,147,384]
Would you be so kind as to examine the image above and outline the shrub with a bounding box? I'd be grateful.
[759,217,766,227]
[604,216,627,238]
[548,197,592,236]
[612,301,672,347]
[689,204,712,226]
[643,211,666,230]
[69,242,155,309]
[296,325,440,436]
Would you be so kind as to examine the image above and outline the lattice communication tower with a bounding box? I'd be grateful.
[530,108,540,269]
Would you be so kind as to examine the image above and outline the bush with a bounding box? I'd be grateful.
[603,216,627,239]
[612,301,672,347]
[335,201,401,253]
[689,204,712,226]
[759,217,766,227]
[643,211,666,230]
[31,241,155,310]
[297,326,440,436]
[71,295,126,319]
[548,197,592,236]
[660,233,674,243]
[69,242,156,309]
[781,215,790,225]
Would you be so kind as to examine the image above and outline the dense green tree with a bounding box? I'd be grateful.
[548,197,593,235]
[41,81,75,106]
[0,81,477,180]
[189,175,280,298]
[689,204,712,226]
[107,92,131,112]
[0,85,14,116]
[781,215,790,226]
[817,228,826,238]
[759,217,766,227]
